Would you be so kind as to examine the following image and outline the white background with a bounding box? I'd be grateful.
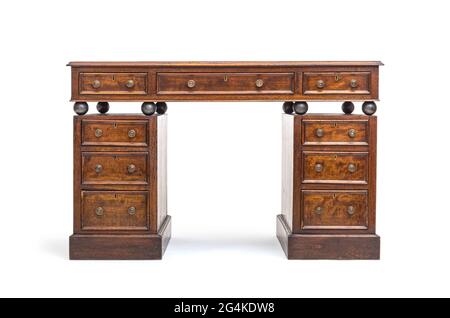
[0,0,449,297]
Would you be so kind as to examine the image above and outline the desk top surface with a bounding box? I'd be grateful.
[68,61,383,67]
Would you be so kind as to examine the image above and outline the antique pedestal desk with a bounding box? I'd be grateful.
[68,61,382,260]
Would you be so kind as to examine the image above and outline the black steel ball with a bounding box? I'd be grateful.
[362,101,377,116]
[141,102,157,115]
[156,102,168,114]
[342,101,355,114]
[282,101,294,114]
[96,102,110,114]
[74,102,88,115]
[293,101,308,115]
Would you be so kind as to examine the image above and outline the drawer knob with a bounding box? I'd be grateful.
[92,80,101,89]
[350,79,358,88]
[315,128,324,138]
[128,129,136,138]
[126,79,135,88]
[348,163,357,173]
[95,207,104,216]
[128,206,136,215]
[347,206,355,215]
[127,164,136,174]
[95,128,103,138]
[348,128,357,138]
[316,80,325,89]
[314,163,323,173]
[95,164,102,173]
[255,79,264,88]
[315,206,323,215]
[187,79,196,88]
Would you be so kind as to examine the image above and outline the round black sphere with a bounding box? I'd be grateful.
[141,102,157,116]
[74,102,88,115]
[362,101,377,116]
[342,101,355,114]
[156,102,168,114]
[293,101,308,115]
[96,102,110,114]
[282,102,294,114]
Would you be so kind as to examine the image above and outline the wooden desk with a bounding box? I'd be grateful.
[68,61,382,259]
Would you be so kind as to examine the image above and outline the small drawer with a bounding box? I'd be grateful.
[302,72,370,95]
[82,120,148,146]
[157,72,294,95]
[303,151,368,184]
[79,72,147,95]
[82,152,148,185]
[301,190,368,230]
[81,191,148,231]
[303,119,368,145]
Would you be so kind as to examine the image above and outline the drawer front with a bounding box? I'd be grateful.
[303,120,368,145]
[301,190,368,230]
[303,72,370,95]
[157,72,294,95]
[82,152,148,185]
[82,120,148,146]
[81,191,148,231]
[79,72,147,95]
[303,152,368,184]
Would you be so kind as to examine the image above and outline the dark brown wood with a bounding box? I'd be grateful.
[68,61,381,102]
[280,114,379,259]
[71,114,170,259]
[277,215,380,260]
[70,215,171,260]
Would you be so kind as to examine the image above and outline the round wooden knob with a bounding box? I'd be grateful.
[316,80,325,89]
[126,80,135,88]
[92,80,101,89]
[255,79,264,88]
[348,163,357,173]
[95,207,104,216]
[141,102,157,116]
[315,163,323,173]
[315,128,324,138]
[128,129,136,138]
[315,206,323,215]
[127,164,136,174]
[362,101,377,116]
[293,101,308,115]
[95,129,103,138]
[187,80,196,88]
[347,206,355,215]
[128,207,136,215]
[348,129,357,138]
[350,79,358,88]
[95,164,102,173]
[96,102,109,114]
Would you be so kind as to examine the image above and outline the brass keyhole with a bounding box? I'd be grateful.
[335,74,340,82]
[224,75,228,82]
[113,122,117,128]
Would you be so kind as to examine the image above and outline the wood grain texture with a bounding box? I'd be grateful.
[68,62,381,101]
[82,119,148,146]
[82,152,148,185]
[303,71,370,95]
[81,191,149,231]
[71,114,170,259]
[301,190,368,230]
[303,119,368,145]
[277,215,380,259]
[157,72,294,95]
[302,151,368,184]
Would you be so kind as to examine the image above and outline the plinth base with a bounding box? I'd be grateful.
[70,215,171,260]
[276,214,380,260]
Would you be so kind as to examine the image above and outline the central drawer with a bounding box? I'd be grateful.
[81,191,149,231]
[157,72,294,95]
[302,151,368,184]
[82,152,148,185]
